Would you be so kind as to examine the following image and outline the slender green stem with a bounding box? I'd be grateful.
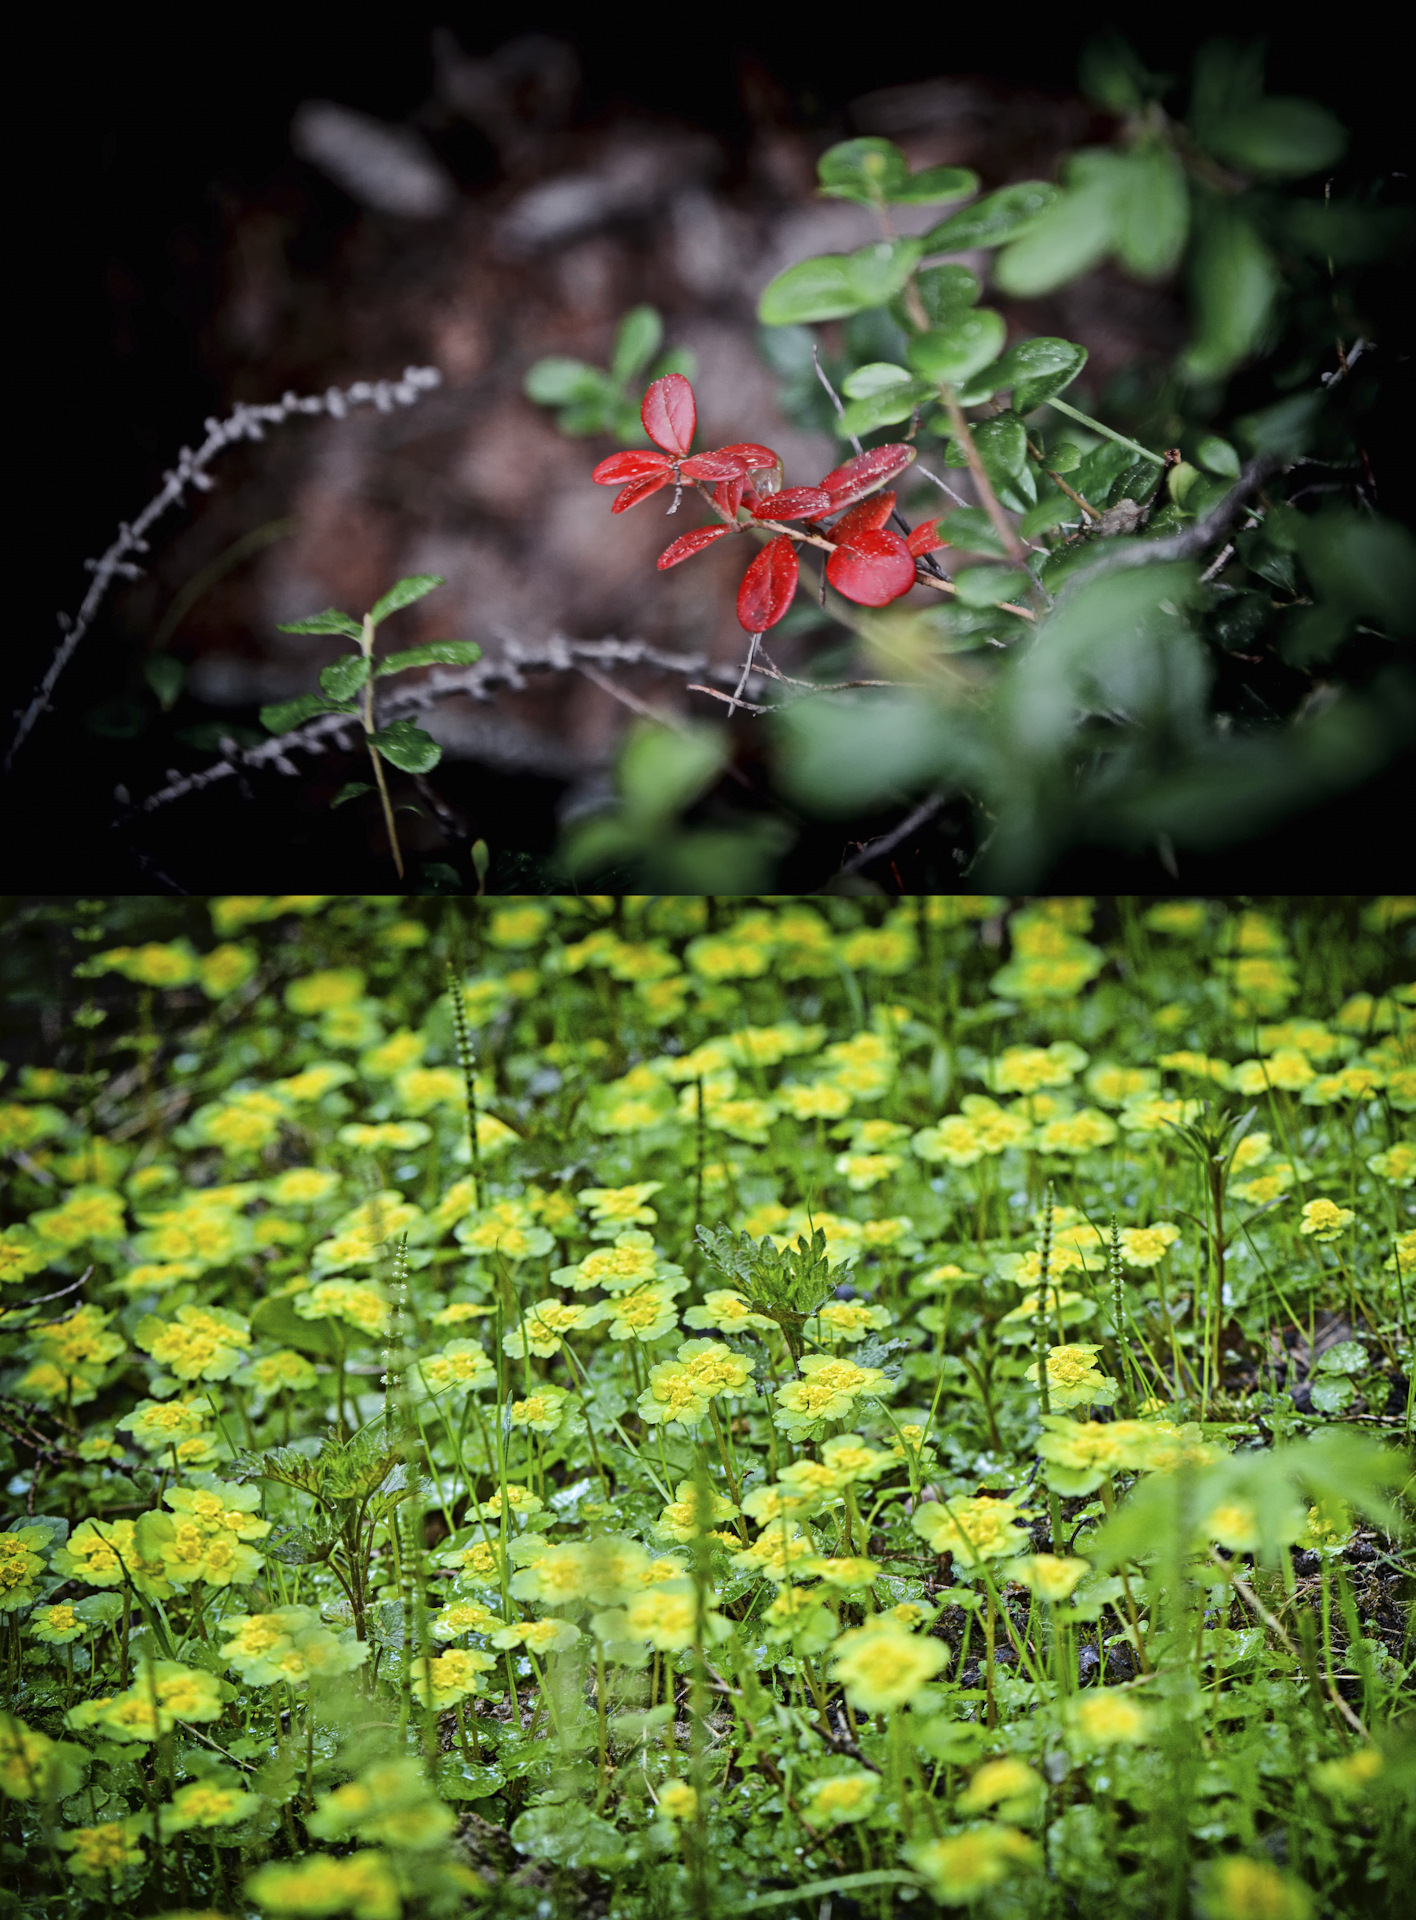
[1044,396,1166,466]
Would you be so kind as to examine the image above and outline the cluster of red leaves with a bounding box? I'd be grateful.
[591,376,946,635]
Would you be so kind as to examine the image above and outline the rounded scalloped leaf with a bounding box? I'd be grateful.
[641,374,696,456]
[737,536,799,632]
[611,471,674,514]
[829,492,897,546]
[658,526,733,570]
[819,444,917,509]
[753,487,833,522]
[592,450,673,485]
[826,529,917,606]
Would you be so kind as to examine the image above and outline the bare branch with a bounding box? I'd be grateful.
[838,793,946,877]
[9,366,443,773]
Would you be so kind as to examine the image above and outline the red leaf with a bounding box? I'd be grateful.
[819,443,917,509]
[641,374,697,456]
[829,491,897,546]
[611,470,674,513]
[907,517,948,557]
[680,451,747,481]
[592,449,674,485]
[714,473,747,519]
[658,525,733,569]
[826,528,917,606]
[716,443,782,474]
[736,535,799,632]
[753,486,833,522]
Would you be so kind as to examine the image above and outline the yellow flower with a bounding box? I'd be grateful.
[29,1186,127,1248]
[578,1180,663,1227]
[682,1289,775,1335]
[957,1756,1044,1820]
[1009,1554,1089,1602]
[987,1044,1088,1094]
[1313,1746,1384,1801]
[657,1780,698,1820]
[59,1819,145,1877]
[0,1713,85,1800]
[410,1647,496,1709]
[906,1825,1037,1903]
[247,1849,401,1920]
[1299,1198,1355,1241]
[802,1772,879,1824]
[1069,1690,1152,1745]
[912,1495,1029,1566]
[1198,1856,1313,1920]
[161,1774,260,1831]
[830,1623,946,1711]
[1026,1344,1118,1412]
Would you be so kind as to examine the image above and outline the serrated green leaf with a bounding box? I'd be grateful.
[758,240,925,325]
[276,608,363,639]
[523,357,612,406]
[922,181,1059,252]
[371,719,442,773]
[330,781,373,810]
[376,641,483,675]
[610,305,664,386]
[368,575,445,627]
[907,309,1007,387]
[989,337,1089,414]
[319,654,371,701]
[260,694,343,734]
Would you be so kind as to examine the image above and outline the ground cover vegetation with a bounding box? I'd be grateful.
[0,891,1413,1920]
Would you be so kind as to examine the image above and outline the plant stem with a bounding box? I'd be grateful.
[360,611,404,878]
[1044,397,1166,467]
[941,391,1028,564]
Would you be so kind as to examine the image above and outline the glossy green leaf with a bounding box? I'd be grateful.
[954,566,1031,608]
[841,363,913,400]
[817,137,909,205]
[368,575,446,626]
[1019,495,1081,538]
[988,337,1088,413]
[922,181,1059,252]
[376,641,483,675]
[940,507,1010,558]
[370,719,442,773]
[331,781,373,809]
[993,152,1122,295]
[610,306,664,386]
[260,694,343,734]
[1194,434,1240,477]
[908,310,1007,388]
[523,357,612,406]
[758,240,926,325]
[910,264,981,322]
[890,164,978,206]
[319,654,371,701]
[1181,206,1279,380]
[836,381,934,438]
[276,608,362,639]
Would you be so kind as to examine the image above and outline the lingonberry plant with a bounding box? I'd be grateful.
[533,34,1414,888]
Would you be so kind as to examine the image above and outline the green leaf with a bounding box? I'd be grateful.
[907,309,1007,387]
[774,690,956,816]
[1315,1340,1367,1377]
[993,152,1123,295]
[143,654,186,711]
[1204,97,1346,179]
[619,720,726,824]
[817,137,908,206]
[275,608,362,639]
[1234,392,1324,461]
[330,781,373,810]
[973,413,1029,485]
[523,357,612,406]
[1113,143,1189,278]
[1194,434,1240,477]
[376,641,483,675]
[610,305,664,386]
[370,719,442,773]
[1298,511,1416,635]
[1019,495,1081,538]
[510,1803,629,1871]
[954,566,1030,608]
[909,264,981,323]
[989,337,1088,414]
[260,694,346,734]
[319,654,371,700]
[841,362,913,400]
[758,240,925,324]
[647,346,699,384]
[250,1296,338,1357]
[1079,33,1170,114]
[836,381,934,438]
[1181,205,1279,380]
[890,165,979,206]
[941,507,1010,558]
[922,181,1059,252]
[368,575,445,626]
[1310,1377,1355,1415]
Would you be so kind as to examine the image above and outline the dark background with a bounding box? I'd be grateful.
[17,4,1414,890]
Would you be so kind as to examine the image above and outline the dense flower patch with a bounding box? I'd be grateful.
[0,894,1413,1919]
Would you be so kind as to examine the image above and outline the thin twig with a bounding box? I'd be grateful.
[1053,455,1281,588]
[9,366,442,773]
[812,347,862,457]
[838,794,946,876]
[577,661,689,730]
